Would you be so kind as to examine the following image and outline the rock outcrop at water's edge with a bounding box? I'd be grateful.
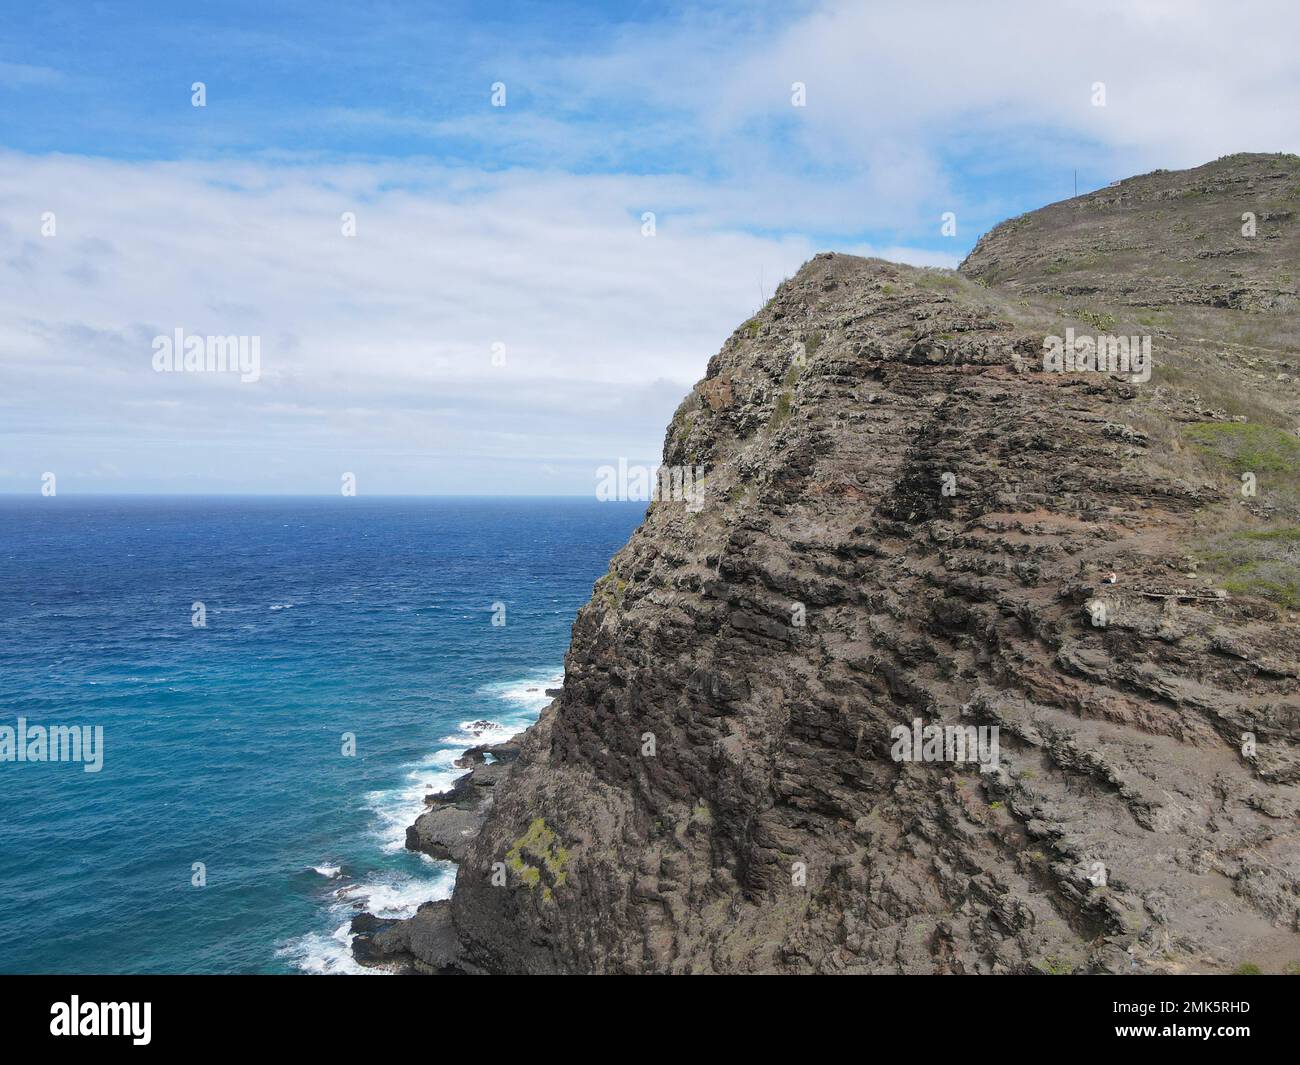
[354,154,1300,974]
[352,736,520,973]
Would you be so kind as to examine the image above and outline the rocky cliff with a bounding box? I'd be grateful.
[358,153,1300,974]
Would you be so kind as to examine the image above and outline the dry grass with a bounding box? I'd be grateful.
[1197,526,1300,610]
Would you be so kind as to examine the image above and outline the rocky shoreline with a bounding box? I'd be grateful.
[350,726,528,973]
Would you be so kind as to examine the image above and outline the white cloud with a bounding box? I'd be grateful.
[487,0,1300,229]
[2,152,918,493]
[5,0,1299,493]
[714,0,1300,169]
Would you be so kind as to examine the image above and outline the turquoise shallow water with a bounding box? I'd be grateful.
[0,496,643,974]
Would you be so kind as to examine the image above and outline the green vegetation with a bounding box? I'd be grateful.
[506,818,571,901]
[1233,527,1300,543]
[1185,421,1300,610]
[916,269,962,291]
[594,571,628,608]
[1069,307,1116,331]
[728,480,762,507]
[770,389,793,428]
[666,403,697,443]
[768,357,803,432]
[1232,963,1262,975]
[1045,254,1103,276]
[1197,526,1300,610]
[1184,421,1300,476]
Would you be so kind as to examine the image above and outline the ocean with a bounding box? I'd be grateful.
[0,496,644,974]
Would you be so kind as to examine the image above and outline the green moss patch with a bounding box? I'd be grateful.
[769,389,793,429]
[505,818,571,899]
[594,571,628,608]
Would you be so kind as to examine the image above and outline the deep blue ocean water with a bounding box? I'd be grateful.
[0,496,643,974]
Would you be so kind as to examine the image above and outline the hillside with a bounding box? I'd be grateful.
[355,154,1300,974]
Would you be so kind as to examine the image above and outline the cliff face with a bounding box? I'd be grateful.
[364,154,1300,974]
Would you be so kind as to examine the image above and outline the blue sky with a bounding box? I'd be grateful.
[2,0,1298,494]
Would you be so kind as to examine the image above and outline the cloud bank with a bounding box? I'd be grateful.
[1,0,1296,493]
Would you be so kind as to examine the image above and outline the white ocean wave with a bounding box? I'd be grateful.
[277,922,376,976]
[292,666,561,973]
[480,668,564,718]
[334,866,456,920]
[362,667,561,853]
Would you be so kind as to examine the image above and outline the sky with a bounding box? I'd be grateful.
[3,0,1299,495]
